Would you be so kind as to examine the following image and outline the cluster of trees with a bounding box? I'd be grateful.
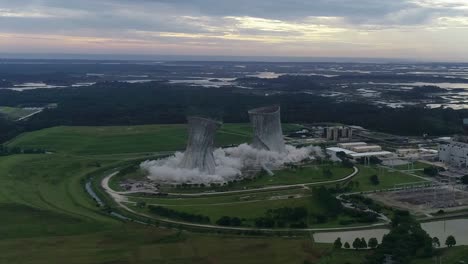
[342,208,379,224]
[423,166,445,176]
[334,237,379,250]
[335,151,354,168]
[253,207,308,228]
[342,194,383,213]
[431,235,457,248]
[215,216,242,227]
[461,175,468,185]
[147,205,210,224]
[369,174,380,185]
[335,234,456,252]
[0,144,46,156]
[364,210,434,264]
[1,81,468,144]
[322,167,333,178]
[311,187,343,224]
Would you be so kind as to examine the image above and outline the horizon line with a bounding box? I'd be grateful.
[1,52,461,64]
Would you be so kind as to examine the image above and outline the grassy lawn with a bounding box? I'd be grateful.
[350,165,427,192]
[158,164,354,194]
[0,224,333,264]
[134,186,378,228]
[411,246,468,264]
[268,165,353,185]
[317,249,369,264]
[7,124,252,155]
[393,161,432,171]
[0,155,118,227]
[0,106,39,120]
[0,124,376,263]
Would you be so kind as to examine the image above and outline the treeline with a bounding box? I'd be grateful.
[147,205,210,224]
[0,144,46,156]
[0,82,467,143]
[365,210,434,264]
[253,207,308,228]
[312,187,379,225]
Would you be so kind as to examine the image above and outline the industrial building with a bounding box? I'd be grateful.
[326,147,392,160]
[180,116,221,174]
[439,141,468,168]
[324,126,353,141]
[439,118,468,168]
[349,145,382,153]
[327,142,391,161]
[336,142,383,153]
[337,142,367,148]
[248,105,286,153]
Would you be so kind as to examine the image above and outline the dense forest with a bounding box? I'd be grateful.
[0,81,466,143]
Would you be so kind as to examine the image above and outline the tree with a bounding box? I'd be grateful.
[342,159,354,168]
[432,237,440,248]
[445,235,456,248]
[322,167,333,178]
[364,210,434,264]
[336,151,347,160]
[370,175,380,185]
[334,237,343,249]
[368,237,378,249]
[461,175,468,185]
[353,238,362,250]
[361,238,367,248]
[423,167,439,177]
[344,242,350,249]
[216,216,232,226]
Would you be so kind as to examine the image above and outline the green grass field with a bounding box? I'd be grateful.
[2,123,343,263]
[157,164,354,194]
[411,246,468,264]
[0,106,39,120]
[350,165,427,192]
[392,161,432,171]
[7,124,251,155]
[0,124,439,263]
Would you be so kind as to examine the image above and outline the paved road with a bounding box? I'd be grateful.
[97,166,393,233]
[165,166,359,197]
[107,166,358,197]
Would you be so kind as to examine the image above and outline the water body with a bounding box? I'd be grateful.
[169,77,236,87]
[5,82,95,91]
[247,71,339,79]
[371,82,468,89]
[313,218,468,246]
[8,82,66,91]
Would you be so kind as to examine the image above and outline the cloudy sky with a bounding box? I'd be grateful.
[1,0,468,61]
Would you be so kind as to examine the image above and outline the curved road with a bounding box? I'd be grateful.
[108,166,359,197]
[97,166,394,233]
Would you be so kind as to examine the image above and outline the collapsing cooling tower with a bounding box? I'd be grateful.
[248,105,285,153]
[180,116,221,174]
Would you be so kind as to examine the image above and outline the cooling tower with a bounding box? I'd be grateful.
[248,105,286,153]
[180,116,221,174]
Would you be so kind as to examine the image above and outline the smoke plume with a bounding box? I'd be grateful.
[140,144,323,184]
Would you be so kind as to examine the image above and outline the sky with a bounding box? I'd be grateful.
[1,0,468,62]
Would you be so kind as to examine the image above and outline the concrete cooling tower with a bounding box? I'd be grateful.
[248,105,286,153]
[180,116,221,174]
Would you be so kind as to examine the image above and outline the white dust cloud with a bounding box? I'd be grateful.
[140,144,323,184]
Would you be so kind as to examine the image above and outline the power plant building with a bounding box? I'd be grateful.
[248,105,286,153]
[180,116,221,174]
[439,118,468,168]
[324,126,353,141]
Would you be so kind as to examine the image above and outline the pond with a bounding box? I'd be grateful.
[313,218,468,246]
